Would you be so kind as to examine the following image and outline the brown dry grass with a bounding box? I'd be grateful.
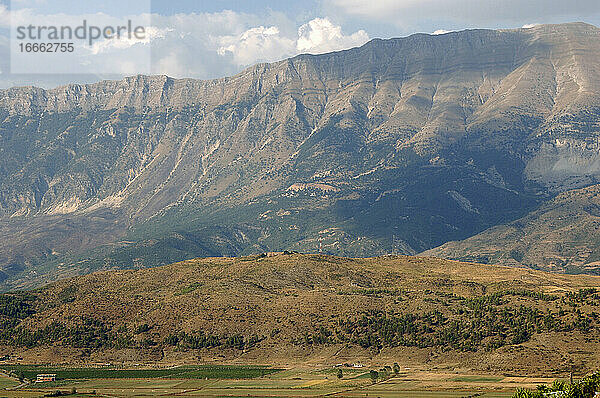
[6,253,600,375]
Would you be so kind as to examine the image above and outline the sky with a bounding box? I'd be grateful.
[0,0,599,89]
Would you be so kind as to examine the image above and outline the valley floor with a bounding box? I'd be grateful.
[0,365,560,397]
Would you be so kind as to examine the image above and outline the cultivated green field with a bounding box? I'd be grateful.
[0,372,19,388]
[0,364,553,397]
[1,364,280,381]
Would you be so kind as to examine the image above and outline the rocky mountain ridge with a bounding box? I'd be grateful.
[1,22,600,289]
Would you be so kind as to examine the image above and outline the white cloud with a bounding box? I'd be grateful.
[522,23,540,28]
[432,29,452,35]
[144,11,276,76]
[1,7,278,78]
[218,26,296,66]
[217,17,369,67]
[297,18,368,54]
[0,8,371,86]
[89,26,171,55]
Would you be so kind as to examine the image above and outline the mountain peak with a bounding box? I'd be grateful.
[1,22,600,289]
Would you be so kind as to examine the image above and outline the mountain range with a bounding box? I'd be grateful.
[1,22,600,290]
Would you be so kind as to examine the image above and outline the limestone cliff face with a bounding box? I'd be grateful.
[1,23,600,289]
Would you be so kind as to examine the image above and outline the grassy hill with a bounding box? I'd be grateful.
[1,253,600,376]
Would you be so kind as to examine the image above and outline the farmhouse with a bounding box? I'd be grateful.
[36,374,56,382]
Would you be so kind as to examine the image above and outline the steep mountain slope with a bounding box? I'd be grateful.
[423,183,600,273]
[1,22,600,289]
[2,253,600,373]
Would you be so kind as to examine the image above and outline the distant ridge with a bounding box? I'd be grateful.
[1,22,600,290]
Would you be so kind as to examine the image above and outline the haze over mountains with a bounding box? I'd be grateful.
[1,22,600,290]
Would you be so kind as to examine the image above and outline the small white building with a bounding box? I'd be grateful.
[35,374,56,382]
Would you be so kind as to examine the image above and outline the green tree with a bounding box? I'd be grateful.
[512,387,542,398]
[393,362,400,375]
[135,323,151,334]
[337,368,343,379]
[370,370,379,383]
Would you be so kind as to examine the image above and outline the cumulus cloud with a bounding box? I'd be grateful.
[0,5,370,86]
[217,17,369,67]
[147,10,263,77]
[151,15,368,76]
[89,26,171,55]
[296,18,369,54]
[218,26,296,66]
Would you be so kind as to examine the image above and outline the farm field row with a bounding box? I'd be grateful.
[0,365,559,397]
